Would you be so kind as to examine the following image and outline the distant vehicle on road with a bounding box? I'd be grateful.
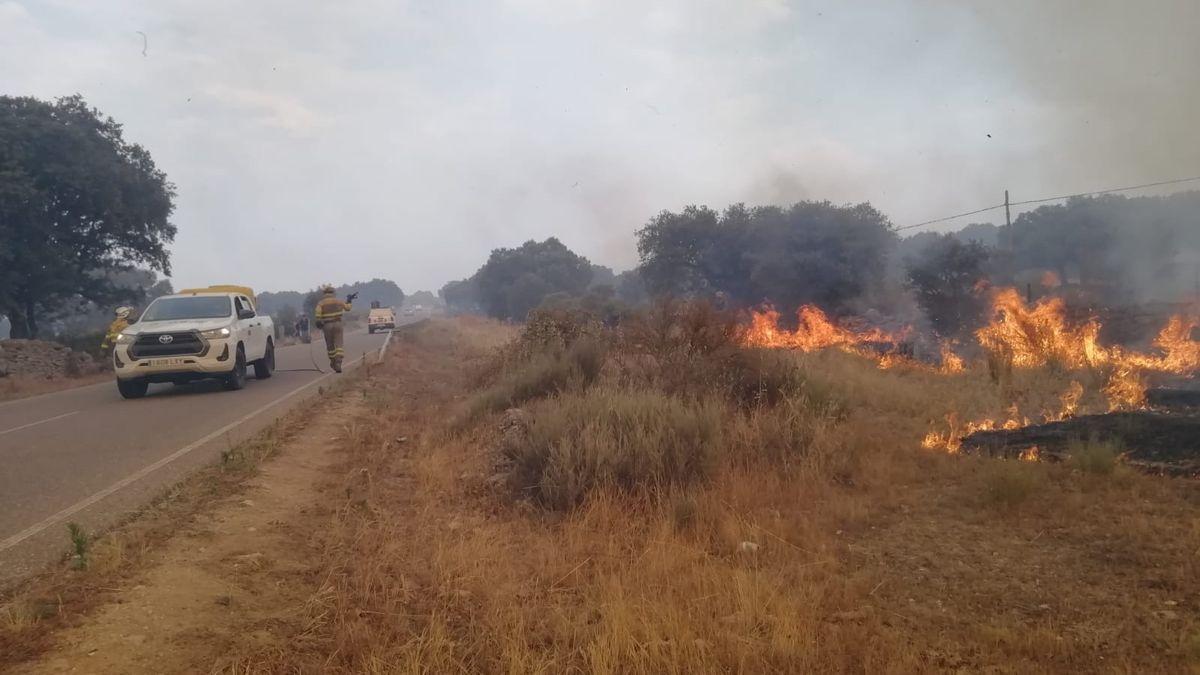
[367,307,397,333]
[111,285,275,399]
[403,307,415,316]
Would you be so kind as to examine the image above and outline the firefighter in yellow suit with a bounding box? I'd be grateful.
[100,307,133,354]
[314,285,353,372]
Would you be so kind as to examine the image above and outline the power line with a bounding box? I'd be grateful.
[896,203,1005,231]
[1008,175,1200,207]
[897,174,1200,232]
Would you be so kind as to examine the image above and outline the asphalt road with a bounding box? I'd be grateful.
[0,326,394,587]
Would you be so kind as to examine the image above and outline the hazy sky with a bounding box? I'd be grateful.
[3,1,1197,293]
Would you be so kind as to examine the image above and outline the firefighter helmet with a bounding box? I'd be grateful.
[115,306,132,319]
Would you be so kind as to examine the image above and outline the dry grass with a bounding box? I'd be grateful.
[461,337,606,425]
[0,369,365,667]
[207,315,1196,672]
[37,313,1199,672]
[508,387,724,509]
[1068,436,1122,476]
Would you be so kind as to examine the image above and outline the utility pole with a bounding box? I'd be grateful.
[1004,189,1012,252]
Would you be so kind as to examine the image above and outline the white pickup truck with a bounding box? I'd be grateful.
[111,286,275,399]
[367,306,397,333]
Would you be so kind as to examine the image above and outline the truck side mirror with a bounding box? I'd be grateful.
[238,308,256,320]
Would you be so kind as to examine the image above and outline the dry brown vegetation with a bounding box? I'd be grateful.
[222,310,1200,673]
[0,370,363,669]
[8,312,1200,673]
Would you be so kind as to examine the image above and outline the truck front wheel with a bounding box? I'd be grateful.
[117,378,148,399]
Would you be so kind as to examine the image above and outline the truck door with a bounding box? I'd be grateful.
[235,296,265,360]
[246,295,269,359]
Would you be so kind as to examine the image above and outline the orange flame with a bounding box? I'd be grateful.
[974,289,1199,411]
[975,288,1104,370]
[744,305,903,355]
[1149,315,1200,374]
[939,341,965,374]
[739,289,1197,457]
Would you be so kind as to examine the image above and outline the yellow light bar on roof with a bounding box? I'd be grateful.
[178,285,256,299]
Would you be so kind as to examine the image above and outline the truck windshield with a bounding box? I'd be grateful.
[141,296,232,321]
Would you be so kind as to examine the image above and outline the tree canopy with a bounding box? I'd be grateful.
[905,235,991,337]
[636,201,896,316]
[439,277,482,315]
[0,95,177,337]
[899,191,1200,305]
[464,238,594,320]
[405,290,439,307]
[293,279,405,317]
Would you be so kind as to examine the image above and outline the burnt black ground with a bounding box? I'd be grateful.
[962,410,1200,474]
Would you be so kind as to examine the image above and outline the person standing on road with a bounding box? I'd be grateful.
[100,306,133,354]
[295,313,311,343]
[314,285,354,372]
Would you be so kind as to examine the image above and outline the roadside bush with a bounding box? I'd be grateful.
[722,348,805,408]
[618,298,745,395]
[623,298,742,362]
[472,306,604,387]
[464,338,607,423]
[505,388,723,510]
[517,306,603,356]
[727,394,841,468]
[1069,437,1121,475]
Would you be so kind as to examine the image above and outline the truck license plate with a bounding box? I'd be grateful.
[150,358,186,367]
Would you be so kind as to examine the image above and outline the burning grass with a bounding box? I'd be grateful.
[746,287,1198,420]
[7,304,1168,671]
[217,309,1200,673]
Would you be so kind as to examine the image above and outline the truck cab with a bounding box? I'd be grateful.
[111,286,275,399]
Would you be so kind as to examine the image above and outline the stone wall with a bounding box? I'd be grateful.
[0,340,101,379]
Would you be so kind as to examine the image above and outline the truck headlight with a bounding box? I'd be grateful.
[200,327,232,339]
[116,332,134,344]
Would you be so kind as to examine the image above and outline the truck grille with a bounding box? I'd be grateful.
[129,331,206,359]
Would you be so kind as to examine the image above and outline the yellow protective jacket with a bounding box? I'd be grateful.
[101,318,129,349]
[315,296,351,325]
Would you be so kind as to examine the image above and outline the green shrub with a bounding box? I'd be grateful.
[618,299,750,397]
[1069,437,1120,475]
[730,393,840,468]
[67,522,89,569]
[722,348,805,408]
[981,460,1042,510]
[464,338,608,423]
[506,388,723,510]
[623,298,742,360]
[518,307,603,356]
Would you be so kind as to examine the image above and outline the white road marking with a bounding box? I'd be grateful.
[0,411,78,437]
[0,349,378,553]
